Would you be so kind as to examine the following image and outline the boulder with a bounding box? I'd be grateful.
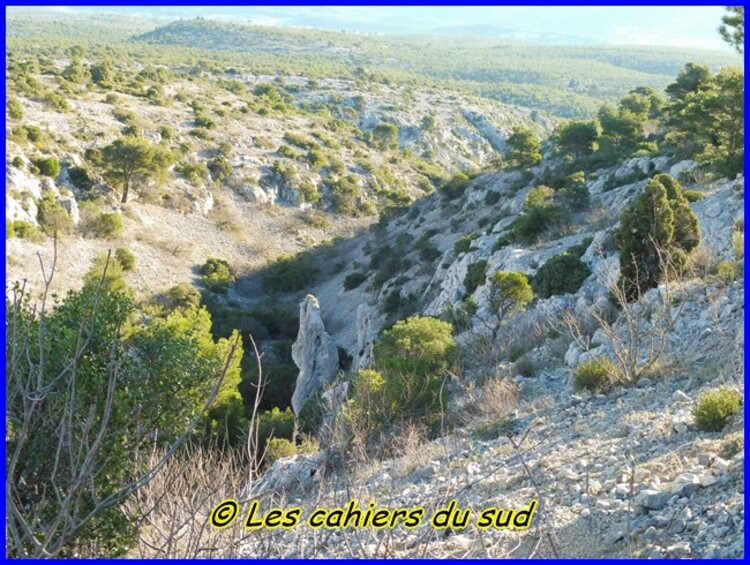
[291,295,340,415]
[669,159,697,179]
[249,450,329,497]
[57,196,80,225]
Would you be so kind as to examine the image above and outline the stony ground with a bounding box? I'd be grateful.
[237,278,743,558]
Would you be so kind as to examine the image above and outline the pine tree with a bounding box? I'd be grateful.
[615,175,700,300]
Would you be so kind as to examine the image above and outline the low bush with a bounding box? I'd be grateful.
[513,355,536,378]
[67,166,95,190]
[84,254,128,293]
[454,234,478,255]
[344,272,367,291]
[33,157,61,178]
[441,298,477,335]
[200,257,235,292]
[163,283,201,311]
[176,162,209,185]
[7,97,23,119]
[263,252,317,292]
[300,209,331,229]
[683,190,707,203]
[264,438,297,465]
[83,212,122,239]
[375,316,458,415]
[12,220,44,242]
[37,194,73,235]
[194,115,216,129]
[439,173,470,200]
[464,260,488,295]
[716,261,742,286]
[484,191,501,205]
[115,248,136,271]
[693,387,742,432]
[574,358,618,392]
[533,250,590,298]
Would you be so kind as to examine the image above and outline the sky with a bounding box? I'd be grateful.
[10,6,737,51]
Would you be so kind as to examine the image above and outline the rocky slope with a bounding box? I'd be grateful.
[5,61,543,300]
[238,167,744,558]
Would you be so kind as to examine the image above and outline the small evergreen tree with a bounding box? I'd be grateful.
[506,127,542,168]
[486,271,533,338]
[615,175,700,300]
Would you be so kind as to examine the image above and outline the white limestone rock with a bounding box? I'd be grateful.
[291,295,340,415]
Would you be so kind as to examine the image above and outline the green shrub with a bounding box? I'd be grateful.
[684,190,707,202]
[264,438,297,464]
[257,407,296,446]
[115,248,135,271]
[484,191,501,205]
[533,251,590,298]
[616,175,700,300]
[384,289,403,314]
[306,146,327,171]
[84,212,122,239]
[513,355,536,378]
[7,97,23,120]
[297,182,320,204]
[11,156,24,169]
[344,272,367,291]
[33,157,61,178]
[263,252,317,292]
[163,283,202,311]
[176,162,209,185]
[207,156,232,183]
[283,132,317,150]
[574,358,618,392]
[716,261,742,285]
[464,260,488,295]
[113,108,137,124]
[693,387,742,432]
[277,144,300,159]
[200,257,235,292]
[37,194,73,236]
[349,317,459,432]
[440,173,470,200]
[84,254,128,294]
[194,114,216,129]
[508,205,568,245]
[6,219,15,239]
[508,344,529,363]
[67,166,94,190]
[23,125,43,143]
[454,234,478,255]
[300,210,331,230]
[440,298,477,335]
[12,220,44,242]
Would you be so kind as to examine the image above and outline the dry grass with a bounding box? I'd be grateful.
[125,447,250,558]
[208,202,244,238]
[476,378,520,422]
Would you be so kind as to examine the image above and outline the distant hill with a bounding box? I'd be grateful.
[128,19,741,118]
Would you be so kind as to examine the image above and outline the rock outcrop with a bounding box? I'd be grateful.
[291,295,340,415]
[355,303,373,370]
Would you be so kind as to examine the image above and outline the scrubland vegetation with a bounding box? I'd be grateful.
[5,6,744,559]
